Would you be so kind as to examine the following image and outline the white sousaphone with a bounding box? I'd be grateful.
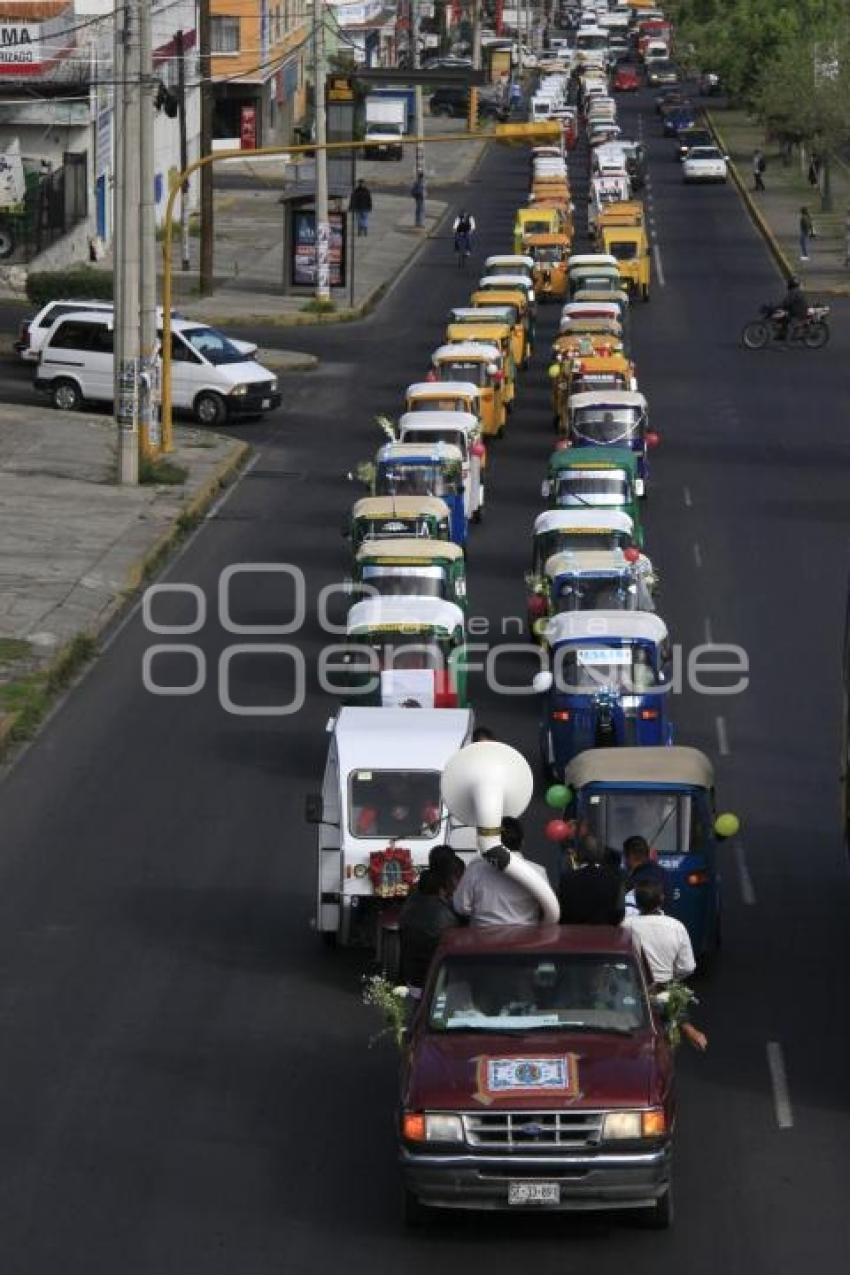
[441,741,560,923]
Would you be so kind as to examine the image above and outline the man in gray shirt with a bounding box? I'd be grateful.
[452,818,546,927]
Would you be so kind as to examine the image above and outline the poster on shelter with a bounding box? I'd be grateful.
[292,211,345,287]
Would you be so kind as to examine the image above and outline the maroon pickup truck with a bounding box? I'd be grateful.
[399,925,675,1227]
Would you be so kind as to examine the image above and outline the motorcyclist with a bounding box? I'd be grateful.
[776,275,809,338]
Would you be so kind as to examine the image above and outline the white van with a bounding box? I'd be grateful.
[35,312,280,425]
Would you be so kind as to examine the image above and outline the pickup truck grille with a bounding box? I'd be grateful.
[463,1110,604,1150]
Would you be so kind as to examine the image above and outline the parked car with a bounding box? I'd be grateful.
[682,146,728,183]
[34,311,280,424]
[429,87,505,119]
[646,60,679,87]
[16,299,257,365]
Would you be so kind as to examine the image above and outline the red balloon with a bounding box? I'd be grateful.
[545,818,573,843]
[623,546,641,563]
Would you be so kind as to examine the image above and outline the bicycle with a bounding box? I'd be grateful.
[454,230,472,270]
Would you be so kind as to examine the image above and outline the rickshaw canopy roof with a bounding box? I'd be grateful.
[352,495,451,520]
[347,596,465,636]
[471,288,528,309]
[446,323,511,344]
[450,306,515,323]
[478,275,534,292]
[556,320,623,339]
[573,288,630,305]
[546,609,668,646]
[398,411,479,436]
[565,746,714,791]
[568,253,618,269]
[570,390,647,411]
[432,341,501,363]
[544,548,636,578]
[562,301,621,320]
[485,255,534,269]
[548,445,638,474]
[533,508,635,536]
[378,442,464,464]
[406,381,482,401]
[356,538,465,564]
[526,232,571,246]
[335,706,473,777]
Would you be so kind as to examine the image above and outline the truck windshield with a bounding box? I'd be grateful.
[349,769,442,839]
[583,791,689,857]
[428,954,647,1033]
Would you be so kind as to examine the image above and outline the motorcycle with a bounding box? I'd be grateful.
[741,303,830,350]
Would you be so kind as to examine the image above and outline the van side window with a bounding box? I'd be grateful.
[171,334,201,364]
[50,320,96,351]
[89,325,114,353]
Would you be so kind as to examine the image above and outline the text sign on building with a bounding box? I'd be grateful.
[0,7,76,76]
[240,106,257,150]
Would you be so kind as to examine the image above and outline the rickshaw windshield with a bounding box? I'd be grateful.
[608,240,639,261]
[535,247,564,263]
[535,528,627,566]
[408,397,468,413]
[521,219,553,235]
[554,574,637,613]
[554,470,629,506]
[573,409,639,444]
[428,953,648,1034]
[377,463,462,498]
[574,274,618,291]
[359,516,443,542]
[557,642,658,692]
[361,566,447,599]
[574,375,628,395]
[582,791,690,858]
[349,768,442,840]
[403,428,468,457]
[439,362,486,386]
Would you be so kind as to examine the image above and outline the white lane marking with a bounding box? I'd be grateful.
[653,241,666,286]
[766,1042,794,1129]
[734,841,756,905]
[683,485,692,507]
[100,451,261,654]
[704,616,713,644]
[692,542,702,567]
[715,714,730,756]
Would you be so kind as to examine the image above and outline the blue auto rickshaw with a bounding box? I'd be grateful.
[563,746,740,959]
[533,610,673,776]
[374,442,467,547]
[567,390,659,497]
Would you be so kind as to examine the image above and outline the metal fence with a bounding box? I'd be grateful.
[0,152,88,264]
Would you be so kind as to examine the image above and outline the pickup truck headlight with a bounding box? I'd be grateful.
[602,1109,666,1140]
[270,377,279,393]
[402,1112,464,1143]
[230,383,249,397]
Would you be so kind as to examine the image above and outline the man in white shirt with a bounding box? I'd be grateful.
[622,882,696,985]
[452,818,545,927]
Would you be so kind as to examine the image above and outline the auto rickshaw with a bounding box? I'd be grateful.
[568,263,626,301]
[352,539,468,611]
[571,284,631,319]
[597,211,651,301]
[533,611,674,777]
[567,390,656,496]
[445,320,516,407]
[541,446,644,545]
[526,508,655,632]
[514,205,565,253]
[543,547,654,616]
[347,495,452,555]
[342,596,468,708]
[470,286,532,368]
[404,380,483,429]
[526,233,571,301]
[549,329,628,427]
[482,254,534,285]
[397,411,485,522]
[374,442,467,546]
[554,354,638,432]
[428,342,506,438]
[476,274,536,352]
[588,174,632,236]
[563,746,740,957]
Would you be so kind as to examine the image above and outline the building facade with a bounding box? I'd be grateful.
[210,0,309,149]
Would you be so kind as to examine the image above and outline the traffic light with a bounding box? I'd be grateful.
[155,81,179,118]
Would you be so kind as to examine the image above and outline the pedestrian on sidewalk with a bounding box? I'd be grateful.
[808,154,821,188]
[799,206,815,261]
[411,171,426,229]
[753,148,766,192]
[349,179,372,237]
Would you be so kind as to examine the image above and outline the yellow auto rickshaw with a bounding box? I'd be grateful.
[548,330,627,428]
[550,351,638,433]
[514,205,565,254]
[526,232,572,301]
[428,343,507,438]
[597,220,652,301]
[470,286,532,368]
[445,319,516,407]
[404,380,483,430]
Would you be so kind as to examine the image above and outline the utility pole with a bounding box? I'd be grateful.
[138,0,159,454]
[176,29,191,272]
[313,0,331,302]
[411,0,425,194]
[116,0,140,485]
[469,0,481,131]
[199,0,214,295]
[112,1,124,415]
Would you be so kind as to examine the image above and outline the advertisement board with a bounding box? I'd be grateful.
[291,210,346,288]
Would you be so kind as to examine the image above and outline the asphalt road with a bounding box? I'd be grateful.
[0,90,849,1273]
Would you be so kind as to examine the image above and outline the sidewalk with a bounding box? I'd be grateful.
[0,403,247,755]
[708,107,850,294]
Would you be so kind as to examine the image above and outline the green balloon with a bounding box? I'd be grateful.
[547,362,561,379]
[715,812,740,839]
[545,784,572,809]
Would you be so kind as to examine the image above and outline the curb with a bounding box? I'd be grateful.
[0,438,250,762]
[706,110,792,282]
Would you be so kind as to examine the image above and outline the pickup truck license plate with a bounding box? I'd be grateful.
[261,399,271,409]
[508,1182,560,1205]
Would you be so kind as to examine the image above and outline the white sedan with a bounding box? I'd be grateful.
[682,145,728,183]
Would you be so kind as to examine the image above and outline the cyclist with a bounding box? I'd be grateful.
[453,209,476,262]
